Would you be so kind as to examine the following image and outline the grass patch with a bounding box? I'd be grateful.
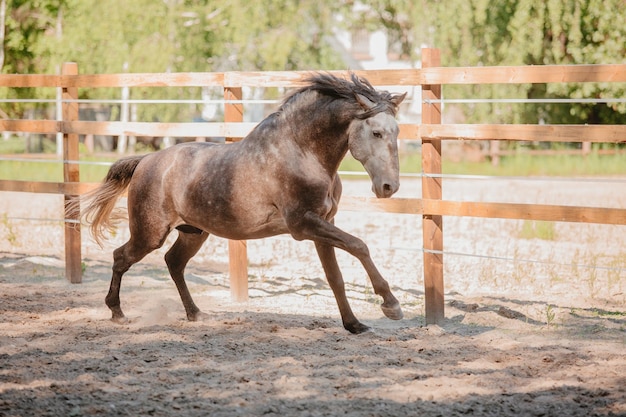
[0,137,29,154]
[338,152,626,177]
[0,156,116,182]
[1,147,624,182]
[518,220,557,240]
[1,213,18,246]
[488,152,626,176]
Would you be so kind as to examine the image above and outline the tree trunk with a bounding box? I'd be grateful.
[0,0,6,71]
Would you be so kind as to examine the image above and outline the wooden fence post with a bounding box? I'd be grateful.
[62,62,82,284]
[582,141,591,156]
[224,85,249,302]
[421,48,444,324]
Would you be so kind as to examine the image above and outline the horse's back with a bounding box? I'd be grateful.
[125,141,286,239]
[133,141,225,181]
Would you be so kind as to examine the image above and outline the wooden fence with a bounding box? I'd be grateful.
[1,48,625,324]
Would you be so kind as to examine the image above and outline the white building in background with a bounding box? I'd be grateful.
[228,18,423,128]
[331,22,422,124]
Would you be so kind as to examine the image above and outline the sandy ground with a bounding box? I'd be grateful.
[0,178,625,416]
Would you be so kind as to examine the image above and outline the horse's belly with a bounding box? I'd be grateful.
[205,217,289,240]
[187,206,289,241]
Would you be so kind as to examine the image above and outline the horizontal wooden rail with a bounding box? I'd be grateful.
[0,119,420,140]
[6,120,625,145]
[0,120,58,135]
[338,196,626,226]
[0,180,424,216]
[419,64,626,85]
[62,121,256,139]
[0,73,225,88]
[221,69,420,87]
[0,180,98,195]
[7,119,626,144]
[419,124,626,143]
[0,69,419,89]
[422,199,626,225]
[4,179,621,227]
[0,74,61,88]
[339,197,423,214]
[4,64,626,89]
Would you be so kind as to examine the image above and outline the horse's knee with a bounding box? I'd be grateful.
[346,238,370,259]
[357,240,369,255]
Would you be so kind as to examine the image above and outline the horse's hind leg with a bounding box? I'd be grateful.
[164,229,209,321]
[106,237,162,322]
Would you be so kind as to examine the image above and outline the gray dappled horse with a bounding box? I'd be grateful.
[78,73,407,334]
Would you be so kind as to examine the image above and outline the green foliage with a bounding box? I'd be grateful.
[519,220,556,241]
[545,304,557,327]
[0,160,62,181]
[340,151,626,177]
[4,0,346,76]
[0,137,26,153]
[1,213,18,246]
[494,152,626,176]
[2,0,345,121]
[3,0,626,129]
[2,0,65,74]
[357,0,626,126]
[211,0,344,71]
[0,149,622,183]
[0,155,113,182]
[1,0,66,116]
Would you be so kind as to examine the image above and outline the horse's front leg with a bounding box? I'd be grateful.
[290,211,403,322]
[315,241,371,334]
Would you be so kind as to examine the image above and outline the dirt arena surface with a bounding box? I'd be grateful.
[1,178,625,416]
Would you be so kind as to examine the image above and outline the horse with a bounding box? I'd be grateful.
[76,73,407,334]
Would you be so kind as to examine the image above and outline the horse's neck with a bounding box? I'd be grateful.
[289,105,352,174]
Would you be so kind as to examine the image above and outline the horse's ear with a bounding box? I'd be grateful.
[355,93,376,111]
[390,92,407,108]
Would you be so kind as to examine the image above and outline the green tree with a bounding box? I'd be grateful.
[2,0,345,122]
[51,0,343,74]
[207,0,343,71]
[0,0,66,118]
[46,0,345,123]
[46,0,181,122]
[49,0,187,75]
[356,0,626,126]
[504,0,626,124]
[1,0,65,74]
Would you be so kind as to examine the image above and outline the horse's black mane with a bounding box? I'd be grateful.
[281,72,400,118]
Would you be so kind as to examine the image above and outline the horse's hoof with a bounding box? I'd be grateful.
[111,315,129,324]
[187,311,210,322]
[345,321,371,334]
[381,303,403,320]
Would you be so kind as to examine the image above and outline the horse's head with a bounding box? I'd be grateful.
[348,91,406,198]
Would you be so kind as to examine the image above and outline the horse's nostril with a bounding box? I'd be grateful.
[379,181,399,198]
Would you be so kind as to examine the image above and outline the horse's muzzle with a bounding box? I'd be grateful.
[372,180,399,198]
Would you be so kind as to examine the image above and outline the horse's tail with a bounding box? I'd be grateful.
[71,155,146,247]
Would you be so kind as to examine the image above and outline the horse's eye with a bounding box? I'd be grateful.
[373,130,383,138]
